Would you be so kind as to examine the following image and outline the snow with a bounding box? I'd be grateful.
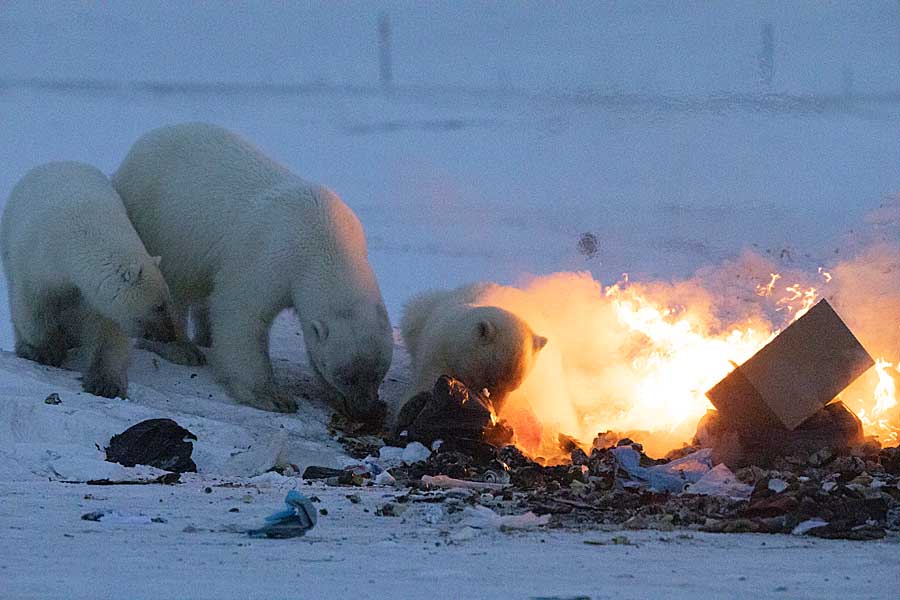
[1,2,900,597]
[2,476,898,600]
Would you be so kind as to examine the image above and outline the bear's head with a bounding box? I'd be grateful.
[302,300,394,424]
[98,256,179,341]
[448,306,547,410]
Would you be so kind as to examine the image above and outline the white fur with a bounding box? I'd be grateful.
[112,123,393,416]
[0,161,180,398]
[400,282,547,410]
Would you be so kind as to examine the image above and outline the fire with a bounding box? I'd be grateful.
[482,252,900,460]
[856,359,900,444]
[756,273,780,297]
[777,283,818,319]
[601,282,767,435]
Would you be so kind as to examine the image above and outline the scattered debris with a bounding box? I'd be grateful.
[43,393,62,405]
[421,474,508,492]
[328,412,387,459]
[80,510,158,524]
[302,466,344,480]
[701,402,865,469]
[315,339,898,540]
[376,502,409,517]
[247,491,318,538]
[66,473,181,486]
[105,418,197,473]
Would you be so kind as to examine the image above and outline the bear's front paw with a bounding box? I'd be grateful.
[82,369,128,399]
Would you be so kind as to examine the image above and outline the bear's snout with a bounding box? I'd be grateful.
[340,382,386,425]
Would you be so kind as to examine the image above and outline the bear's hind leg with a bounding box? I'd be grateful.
[11,287,69,367]
[207,289,297,413]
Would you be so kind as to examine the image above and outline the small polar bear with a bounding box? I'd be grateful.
[0,161,195,398]
[399,282,548,413]
[112,123,393,419]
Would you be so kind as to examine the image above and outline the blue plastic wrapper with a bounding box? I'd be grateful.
[612,446,690,493]
[247,490,318,538]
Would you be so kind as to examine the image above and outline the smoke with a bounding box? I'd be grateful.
[477,201,900,459]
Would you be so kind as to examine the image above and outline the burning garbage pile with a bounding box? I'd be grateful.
[704,299,872,468]
[319,296,899,540]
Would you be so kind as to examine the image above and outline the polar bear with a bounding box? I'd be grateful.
[0,161,195,398]
[399,283,547,413]
[112,123,393,419]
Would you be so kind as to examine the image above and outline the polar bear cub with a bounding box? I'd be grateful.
[400,283,547,412]
[0,161,188,398]
[112,123,393,419]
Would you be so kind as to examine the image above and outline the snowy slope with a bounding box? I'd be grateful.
[0,312,413,483]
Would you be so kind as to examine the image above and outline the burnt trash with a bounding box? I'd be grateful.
[397,375,514,447]
[105,418,197,473]
[700,402,864,469]
[301,466,344,480]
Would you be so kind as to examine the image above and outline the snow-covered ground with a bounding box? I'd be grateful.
[4,477,898,600]
[2,2,900,598]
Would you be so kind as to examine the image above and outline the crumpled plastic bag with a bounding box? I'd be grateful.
[612,447,716,494]
[650,448,714,482]
[684,463,753,500]
[611,446,687,493]
[247,490,318,538]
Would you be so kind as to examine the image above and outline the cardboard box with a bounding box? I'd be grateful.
[706,299,874,430]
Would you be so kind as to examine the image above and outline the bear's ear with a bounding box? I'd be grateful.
[533,334,548,352]
[120,263,142,286]
[151,256,162,267]
[312,320,329,343]
[477,320,496,343]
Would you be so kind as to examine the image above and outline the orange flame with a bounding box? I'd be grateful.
[482,256,899,460]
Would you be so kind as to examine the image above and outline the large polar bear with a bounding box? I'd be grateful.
[399,283,547,413]
[0,161,191,398]
[112,123,393,419]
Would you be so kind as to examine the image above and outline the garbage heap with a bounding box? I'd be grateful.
[323,300,899,540]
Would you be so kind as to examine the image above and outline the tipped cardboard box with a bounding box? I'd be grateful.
[706,299,874,431]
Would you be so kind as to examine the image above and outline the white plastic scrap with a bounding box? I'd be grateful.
[650,448,714,483]
[375,470,397,486]
[461,505,550,531]
[421,475,508,491]
[378,446,404,463]
[792,519,829,535]
[401,442,432,464]
[684,464,753,500]
[768,478,789,493]
[378,442,431,467]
